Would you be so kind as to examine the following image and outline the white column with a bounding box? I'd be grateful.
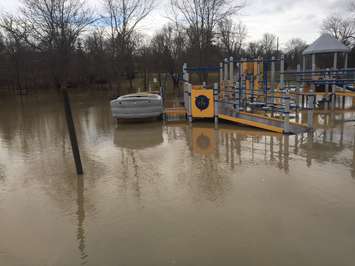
[219,62,224,84]
[333,52,338,69]
[224,58,229,81]
[343,53,349,93]
[183,63,189,82]
[311,54,316,75]
[344,53,348,69]
[229,57,234,82]
[332,52,337,109]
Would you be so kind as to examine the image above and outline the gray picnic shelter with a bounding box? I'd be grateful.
[303,33,351,72]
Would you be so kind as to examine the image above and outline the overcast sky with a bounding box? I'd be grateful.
[0,0,352,48]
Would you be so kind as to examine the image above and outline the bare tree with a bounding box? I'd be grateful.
[170,0,244,66]
[103,0,155,90]
[0,18,41,93]
[284,38,307,68]
[322,15,355,46]
[284,38,307,53]
[84,28,112,88]
[259,33,277,57]
[245,42,261,58]
[0,0,96,89]
[217,18,247,58]
[151,23,187,89]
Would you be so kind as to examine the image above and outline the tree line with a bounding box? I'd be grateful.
[0,0,355,94]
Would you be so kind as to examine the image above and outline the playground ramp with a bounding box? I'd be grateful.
[163,107,309,134]
[219,112,309,134]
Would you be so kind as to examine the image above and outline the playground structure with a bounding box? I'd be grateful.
[163,34,355,134]
[178,56,311,134]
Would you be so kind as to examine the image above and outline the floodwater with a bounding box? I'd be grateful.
[1,92,355,266]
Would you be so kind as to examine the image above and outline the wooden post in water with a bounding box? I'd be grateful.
[63,90,83,175]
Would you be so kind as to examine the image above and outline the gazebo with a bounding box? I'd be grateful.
[302,34,351,110]
[302,33,351,72]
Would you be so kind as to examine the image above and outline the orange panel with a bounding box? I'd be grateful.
[191,89,214,118]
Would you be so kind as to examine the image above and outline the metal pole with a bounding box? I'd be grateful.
[63,90,83,175]
[280,55,285,104]
[160,86,165,106]
[236,62,242,113]
[250,74,254,104]
[302,55,306,95]
[219,62,224,113]
[262,57,268,105]
[296,64,301,109]
[343,53,348,105]
[332,52,337,110]
[311,53,316,114]
[284,95,290,133]
[188,83,192,123]
[325,68,330,110]
[257,56,261,97]
[280,55,289,133]
[214,82,219,125]
[241,59,246,111]
[271,56,275,106]
[183,63,189,111]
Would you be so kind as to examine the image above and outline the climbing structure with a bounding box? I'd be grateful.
[179,56,311,134]
[165,36,355,134]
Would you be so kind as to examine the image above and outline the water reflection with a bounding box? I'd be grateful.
[184,118,355,177]
[76,175,87,263]
[0,164,5,183]
[1,93,355,265]
[113,122,164,201]
[113,122,164,150]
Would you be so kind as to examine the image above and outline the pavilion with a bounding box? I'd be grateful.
[303,33,350,72]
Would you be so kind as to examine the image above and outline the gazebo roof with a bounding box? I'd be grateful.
[303,34,350,55]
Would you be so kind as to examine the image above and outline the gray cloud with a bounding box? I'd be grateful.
[1,0,353,45]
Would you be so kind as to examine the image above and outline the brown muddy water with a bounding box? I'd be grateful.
[1,92,355,266]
